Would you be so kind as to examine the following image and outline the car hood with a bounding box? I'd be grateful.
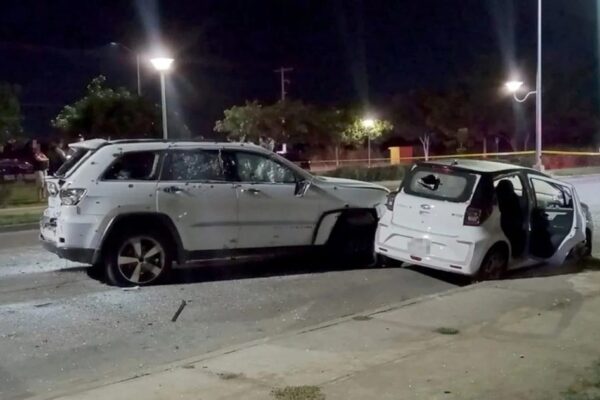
[315,176,389,192]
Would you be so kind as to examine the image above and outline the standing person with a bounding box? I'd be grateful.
[26,140,49,201]
[47,141,67,175]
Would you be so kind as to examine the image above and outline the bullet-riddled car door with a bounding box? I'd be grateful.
[156,149,238,252]
[527,174,585,265]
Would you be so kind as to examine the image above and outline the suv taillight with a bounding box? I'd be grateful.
[386,192,398,211]
[463,205,492,226]
[47,182,59,197]
[60,188,86,206]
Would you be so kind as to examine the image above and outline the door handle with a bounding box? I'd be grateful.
[241,188,261,195]
[163,186,184,194]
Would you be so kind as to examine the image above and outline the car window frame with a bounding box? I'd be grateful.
[492,172,527,204]
[225,149,300,185]
[529,176,574,210]
[159,148,233,183]
[100,150,164,182]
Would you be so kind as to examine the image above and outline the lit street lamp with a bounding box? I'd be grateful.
[361,118,376,167]
[150,57,174,140]
[505,0,543,171]
[505,81,536,102]
[110,42,141,96]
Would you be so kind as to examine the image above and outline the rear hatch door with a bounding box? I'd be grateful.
[392,165,480,237]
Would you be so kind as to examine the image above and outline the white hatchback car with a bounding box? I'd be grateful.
[376,160,593,280]
[40,139,388,286]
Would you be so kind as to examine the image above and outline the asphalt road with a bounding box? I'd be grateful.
[0,175,598,400]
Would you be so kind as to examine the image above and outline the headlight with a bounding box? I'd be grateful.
[47,182,59,197]
[60,188,86,206]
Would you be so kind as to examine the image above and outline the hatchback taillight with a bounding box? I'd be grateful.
[463,205,492,226]
[386,192,398,211]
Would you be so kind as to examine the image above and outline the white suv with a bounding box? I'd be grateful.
[41,139,389,286]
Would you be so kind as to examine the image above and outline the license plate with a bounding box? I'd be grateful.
[408,238,430,256]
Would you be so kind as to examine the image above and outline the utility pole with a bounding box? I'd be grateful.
[274,67,293,101]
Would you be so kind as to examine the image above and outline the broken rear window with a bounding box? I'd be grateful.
[403,167,478,203]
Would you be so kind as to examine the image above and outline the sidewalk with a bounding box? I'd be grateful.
[44,269,600,400]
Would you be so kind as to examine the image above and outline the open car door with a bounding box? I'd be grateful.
[527,174,586,265]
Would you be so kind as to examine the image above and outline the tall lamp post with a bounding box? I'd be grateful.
[150,57,174,140]
[361,118,376,167]
[505,0,543,171]
[110,42,141,96]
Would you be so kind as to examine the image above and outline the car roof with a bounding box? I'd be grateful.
[71,138,268,153]
[419,159,546,175]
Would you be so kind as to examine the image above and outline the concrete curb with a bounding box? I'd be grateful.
[0,223,38,233]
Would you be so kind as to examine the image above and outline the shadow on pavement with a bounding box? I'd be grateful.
[171,253,389,285]
[505,257,600,280]
[403,265,472,287]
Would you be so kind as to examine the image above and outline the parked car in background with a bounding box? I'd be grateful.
[0,159,34,180]
[376,159,593,280]
[41,139,389,286]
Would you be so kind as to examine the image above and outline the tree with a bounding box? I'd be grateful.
[215,100,342,146]
[52,76,159,140]
[214,100,264,142]
[0,83,22,143]
[419,133,431,161]
[340,118,393,146]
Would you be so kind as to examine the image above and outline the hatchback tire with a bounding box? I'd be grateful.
[105,230,172,287]
[474,245,508,282]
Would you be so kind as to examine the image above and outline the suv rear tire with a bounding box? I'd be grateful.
[105,230,173,287]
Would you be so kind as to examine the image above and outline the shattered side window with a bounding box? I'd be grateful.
[161,150,226,182]
[232,151,297,184]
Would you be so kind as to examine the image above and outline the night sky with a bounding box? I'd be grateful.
[0,0,598,137]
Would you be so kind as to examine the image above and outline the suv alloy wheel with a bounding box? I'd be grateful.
[105,230,172,287]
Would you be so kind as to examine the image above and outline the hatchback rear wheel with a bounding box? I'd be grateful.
[105,231,172,287]
[475,245,508,282]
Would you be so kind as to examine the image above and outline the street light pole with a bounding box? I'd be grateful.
[534,0,543,170]
[503,0,543,171]
[159,72,168,139]
[361,118,376,168]
[136,54,141,96]
[150,57,174,140]
[368,135,371,168]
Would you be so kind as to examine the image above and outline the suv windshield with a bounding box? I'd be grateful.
[403,166,478,203]
[54,148,90,178]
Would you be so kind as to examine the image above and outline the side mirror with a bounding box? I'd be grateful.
[294,180,311,197]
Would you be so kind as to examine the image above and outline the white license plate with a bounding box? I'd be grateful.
[408,238,430,256]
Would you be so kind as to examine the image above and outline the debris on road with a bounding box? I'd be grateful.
[122,286,140,291]
[171,300,187,322]
[434,327,460,335]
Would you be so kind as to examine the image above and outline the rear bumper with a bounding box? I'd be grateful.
[40,234,95,264]
[375,222,490,276]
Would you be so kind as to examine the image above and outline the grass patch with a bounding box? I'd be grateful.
[562,360,600,400]
[271,386,325,400]
[434,327,460,335]
[319,165,406,182]
[0,211,42,226]
[0,182,42,207]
